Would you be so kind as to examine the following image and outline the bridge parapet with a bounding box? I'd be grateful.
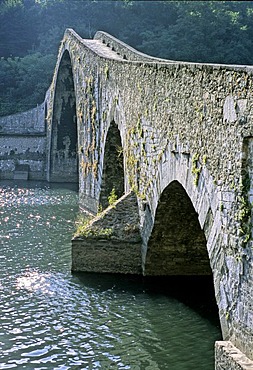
[94,30,171,63]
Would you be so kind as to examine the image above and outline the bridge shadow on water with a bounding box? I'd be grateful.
[73,272,221,331]
[142,275,221,330]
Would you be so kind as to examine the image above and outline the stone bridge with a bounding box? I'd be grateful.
[12,29,253,368]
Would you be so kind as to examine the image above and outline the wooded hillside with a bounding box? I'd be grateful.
[1,0,253,116]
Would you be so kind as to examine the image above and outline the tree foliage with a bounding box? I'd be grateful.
[1,0,253,116]
[0,53,55,116]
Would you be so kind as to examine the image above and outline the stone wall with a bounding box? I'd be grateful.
[0,103,47,180]
[0,103,46,134]
[0,135,46,180]
[215,341,253,370]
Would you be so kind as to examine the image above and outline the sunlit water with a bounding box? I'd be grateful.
[0,181,221,369]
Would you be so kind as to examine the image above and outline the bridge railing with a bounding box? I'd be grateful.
[94,30,174,63]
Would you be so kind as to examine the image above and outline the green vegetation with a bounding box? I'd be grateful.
[237,173,252,246]
[104,64,109,80]
[191,153,202,187]
[2,1,253,116]
[74,213,113,238]
[0,53,55,115]
[74,214,92,237]
[74,188,118,238]
[108,188,118,206]
[202,154,207,165]
[77,226,113,238]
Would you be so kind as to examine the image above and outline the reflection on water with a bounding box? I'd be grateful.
[0,180,221,369]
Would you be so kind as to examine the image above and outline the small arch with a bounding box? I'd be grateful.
[145,180,212,276]
[99,120,124,209]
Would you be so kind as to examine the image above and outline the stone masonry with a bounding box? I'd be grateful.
[45,30,253,364]
[72,191,142,274]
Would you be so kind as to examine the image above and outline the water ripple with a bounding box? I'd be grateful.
[0,181,221,369]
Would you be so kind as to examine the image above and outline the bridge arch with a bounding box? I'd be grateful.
[48,49,78,183]
[144,180,212,276]
[99,120,124,209]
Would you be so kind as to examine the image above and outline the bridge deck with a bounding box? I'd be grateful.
[82,39,124,61]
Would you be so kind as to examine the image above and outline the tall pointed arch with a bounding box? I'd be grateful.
[49,50,78,183]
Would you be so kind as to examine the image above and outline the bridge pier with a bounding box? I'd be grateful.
[72,192,142,274]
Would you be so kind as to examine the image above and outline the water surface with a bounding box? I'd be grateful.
[0,181,221,369]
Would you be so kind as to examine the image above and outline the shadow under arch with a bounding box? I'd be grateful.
[145,180,212,276]
[99,120,124,209]
[49,50,78,183]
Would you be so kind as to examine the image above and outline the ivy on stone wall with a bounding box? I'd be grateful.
[191,153,202,187]
[237,173,252,247]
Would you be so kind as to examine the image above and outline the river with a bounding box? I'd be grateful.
[0,180,221,369]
